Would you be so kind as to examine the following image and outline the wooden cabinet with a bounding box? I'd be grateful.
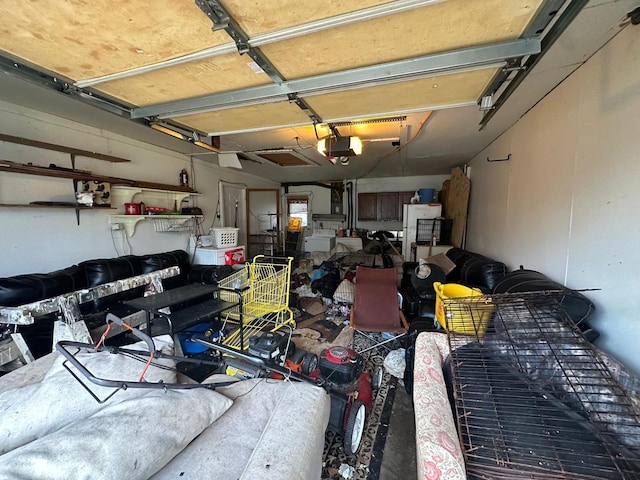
[357,191,416,221]
[357,193,378,221]
[378,192,400,221]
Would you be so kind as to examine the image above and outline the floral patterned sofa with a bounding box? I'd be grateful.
[412,332,466,479]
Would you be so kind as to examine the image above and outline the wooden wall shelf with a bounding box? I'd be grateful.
[0,160,198,194]
[111,186,200,208]
[0,203,114,209]
[0,133,132,163]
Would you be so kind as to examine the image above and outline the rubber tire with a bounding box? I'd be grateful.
[371,365,384,391]
[343,400,366,456]
[302,352,319,375]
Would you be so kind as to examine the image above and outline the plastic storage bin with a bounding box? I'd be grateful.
[178,323,222,354]
[433,282,493,336]
[209,227,239,248]
[192,246,245,266]
[418,188,436,202]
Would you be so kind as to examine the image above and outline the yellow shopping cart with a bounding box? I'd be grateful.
[217,255,294,350]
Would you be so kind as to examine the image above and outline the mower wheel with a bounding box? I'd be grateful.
[302,352,319,375]
[343,399,366,456]
[371,365,384,391]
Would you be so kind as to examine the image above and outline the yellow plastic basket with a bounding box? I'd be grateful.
[433,282,494,336]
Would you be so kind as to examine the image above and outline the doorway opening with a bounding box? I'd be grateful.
[247,189,280,258]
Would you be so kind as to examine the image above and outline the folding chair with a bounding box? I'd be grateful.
[349,266,409,354]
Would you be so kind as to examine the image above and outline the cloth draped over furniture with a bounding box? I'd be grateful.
[0,336,331,479]
[0,250,231,364]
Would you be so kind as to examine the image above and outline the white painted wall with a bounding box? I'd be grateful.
[284,185,332,216]
[0,101,277,277]
[283,185,334,235]
[466,25,640,374]
[354,175,449,195]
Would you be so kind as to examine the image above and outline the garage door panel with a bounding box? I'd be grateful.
[261,0,543,79]
[94,53,272,106]
[306,68,498,120]
[0,0,226,81]
[176,102,312,135]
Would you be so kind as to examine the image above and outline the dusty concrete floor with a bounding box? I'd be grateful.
[379,383,418,480]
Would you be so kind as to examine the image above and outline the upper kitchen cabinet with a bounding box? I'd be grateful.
[378,192,400,221]
[357,191,415,222]
[357,193,378,221]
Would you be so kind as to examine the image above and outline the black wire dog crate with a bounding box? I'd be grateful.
[444,291,640,479]
[415,218,453,245]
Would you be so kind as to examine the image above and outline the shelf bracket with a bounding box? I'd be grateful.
[109,215,145,237]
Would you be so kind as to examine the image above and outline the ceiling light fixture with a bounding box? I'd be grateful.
[317,136,363,157]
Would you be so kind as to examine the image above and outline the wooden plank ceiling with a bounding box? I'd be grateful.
[0,0,545,138]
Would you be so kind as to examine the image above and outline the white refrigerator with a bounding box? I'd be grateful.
[402,203,442,259]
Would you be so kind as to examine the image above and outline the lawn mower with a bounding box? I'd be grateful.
[313,345,383,456]
[194,331,383,456]
[221,330,318,380]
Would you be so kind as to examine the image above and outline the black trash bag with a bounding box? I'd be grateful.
[311,261,341,299]
[381,253,395,269]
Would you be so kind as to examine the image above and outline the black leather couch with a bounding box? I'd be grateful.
[0,250,233,358]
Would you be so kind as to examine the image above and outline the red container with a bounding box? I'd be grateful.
[124,202,141,215]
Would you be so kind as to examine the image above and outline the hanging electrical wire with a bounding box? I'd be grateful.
[209,195,221,231]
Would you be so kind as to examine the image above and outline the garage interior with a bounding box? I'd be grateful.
[0,1,639,479]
